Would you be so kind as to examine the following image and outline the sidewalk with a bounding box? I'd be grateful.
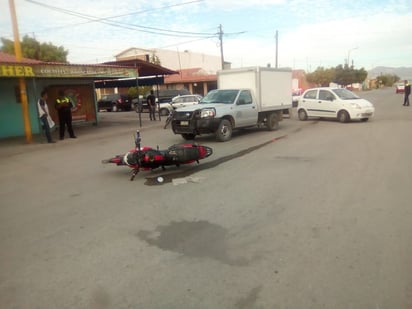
[0,112,166,157]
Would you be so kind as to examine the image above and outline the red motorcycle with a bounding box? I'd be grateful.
[102,130,213,181]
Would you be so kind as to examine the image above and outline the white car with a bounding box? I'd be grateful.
[395,82,405,94]
[170,95,202,109]
[297,87,375,123]
[292,88,303,107]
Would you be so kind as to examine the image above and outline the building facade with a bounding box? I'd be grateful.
[0,52,137,139]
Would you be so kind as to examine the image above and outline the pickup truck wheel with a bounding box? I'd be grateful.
[298,109,307,121]
[266,113,279,131]
[216,119,232,142]
[181,134,195,140]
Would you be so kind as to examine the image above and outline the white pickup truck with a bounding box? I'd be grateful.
[171,66,292,142]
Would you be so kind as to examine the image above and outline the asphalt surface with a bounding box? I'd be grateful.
[1,89,412,309]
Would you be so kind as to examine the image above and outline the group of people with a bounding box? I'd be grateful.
[38,89,162,143]
[37,90,76,144]
[37,89,161,143]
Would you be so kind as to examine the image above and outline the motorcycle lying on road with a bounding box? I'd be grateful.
[102,130,213,181]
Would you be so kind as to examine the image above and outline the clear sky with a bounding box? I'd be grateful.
[1,0,412,71]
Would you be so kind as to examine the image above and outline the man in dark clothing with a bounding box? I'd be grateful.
[147,90,157,121]
[403,80,411,106]
[55,90,76,139]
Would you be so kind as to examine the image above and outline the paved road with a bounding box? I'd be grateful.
[1,88,412,308]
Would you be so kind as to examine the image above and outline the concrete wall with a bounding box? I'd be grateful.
[0,78,40,138]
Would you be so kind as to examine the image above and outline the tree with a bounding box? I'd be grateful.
[376,74,400,87]
[149,53,161,65]
[334,65,367,86]
[1,35,69,62]
[306,67,336,86]
[306,65,368,87]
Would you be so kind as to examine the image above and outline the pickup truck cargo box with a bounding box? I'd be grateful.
[218,67,292,111]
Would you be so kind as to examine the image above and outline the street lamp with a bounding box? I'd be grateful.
[347,47,358,68]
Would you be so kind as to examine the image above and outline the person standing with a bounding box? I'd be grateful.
[147,90,157,121]
[403,80,411,106]
[55,90,76,140]
[37,90,55,143]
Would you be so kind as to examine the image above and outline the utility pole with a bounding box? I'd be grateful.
[9,0,32,143]
[219,24,224,70]
[347,47,358,68]
[275,30,279,68]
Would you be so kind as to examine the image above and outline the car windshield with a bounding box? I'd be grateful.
[200,90,238,104]
[332,88,360,100]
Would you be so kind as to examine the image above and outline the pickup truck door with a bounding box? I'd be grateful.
[234,90,258,127]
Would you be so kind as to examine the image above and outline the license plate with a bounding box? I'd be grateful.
[180,121,189,126]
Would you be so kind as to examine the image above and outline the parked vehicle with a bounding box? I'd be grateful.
[102,130,213,181]
[395,82,405,94]
[134,89,191,114]
[170,66,292,142]
[98,94,132,112]
[292,88,303,107]
[171,94,202,109]
[297,87,375,123]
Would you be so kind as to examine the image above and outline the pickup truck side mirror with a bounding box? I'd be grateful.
[237,99,246,105]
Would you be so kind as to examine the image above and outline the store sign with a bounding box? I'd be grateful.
[0,63,137,78]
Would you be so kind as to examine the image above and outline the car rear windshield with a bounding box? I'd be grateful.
[332,89,360,100]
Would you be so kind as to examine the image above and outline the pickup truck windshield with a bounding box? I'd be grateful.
[200,89,238,104]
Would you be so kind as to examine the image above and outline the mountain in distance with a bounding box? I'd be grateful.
[368,66,412,80]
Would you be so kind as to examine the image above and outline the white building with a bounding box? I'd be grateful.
[115,47,222,74]
[115,47,223,95]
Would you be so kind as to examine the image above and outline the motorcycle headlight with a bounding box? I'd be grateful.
[200,108,216,118]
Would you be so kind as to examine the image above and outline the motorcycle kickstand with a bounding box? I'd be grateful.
[130,168,139,181]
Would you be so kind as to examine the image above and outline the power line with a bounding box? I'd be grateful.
[24,0,215,38]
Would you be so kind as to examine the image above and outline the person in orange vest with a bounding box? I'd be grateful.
[55,90,76,140]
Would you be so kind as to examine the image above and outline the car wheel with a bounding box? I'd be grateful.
[298,109,308,121]
[181,133,196,140]
[216,119,232,142]
[266,112,279,131]
[338,110,349,123]
[160,108,169,116]
[112,105,118,112]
